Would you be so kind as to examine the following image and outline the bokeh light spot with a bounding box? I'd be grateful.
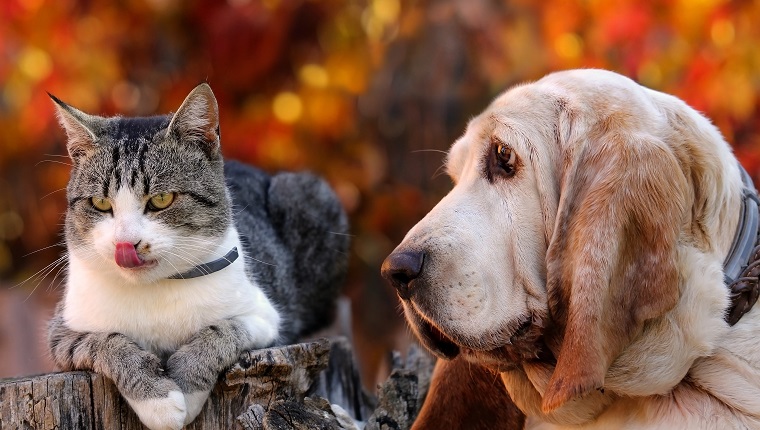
[19,0,43,11]
[554,33,583,60]
[112,81,141,112]
[18,47,52,82]
[333,180,360,213]
[711,19,735,47]
[637,62,663,87]
[75,16,104,44]
[363,0,400,41]
[362,12,385,41]
[0,212,24,241]
[272,92,303,124]
[299,64,330,88]
[372,0,400,24]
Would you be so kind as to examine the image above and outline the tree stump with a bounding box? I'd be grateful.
[0,338,436,430]
[0,338,370,430]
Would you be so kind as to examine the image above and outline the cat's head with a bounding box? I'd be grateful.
[52,84,232,283]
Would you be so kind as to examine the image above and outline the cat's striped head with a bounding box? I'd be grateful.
[52,84,232,283]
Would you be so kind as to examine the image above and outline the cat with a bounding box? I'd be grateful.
[46,83,349,430]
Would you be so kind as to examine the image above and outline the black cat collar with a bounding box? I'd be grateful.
[167,247,239,280]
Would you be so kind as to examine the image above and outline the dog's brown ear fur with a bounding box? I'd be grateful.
[541,130,687,412]
[412,357,525,429]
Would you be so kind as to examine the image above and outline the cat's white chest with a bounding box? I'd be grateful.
[63,241,278,353]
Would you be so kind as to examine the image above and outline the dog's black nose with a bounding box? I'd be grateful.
[381,250,425,300]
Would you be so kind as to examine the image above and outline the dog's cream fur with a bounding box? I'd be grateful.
[391,69,760,428]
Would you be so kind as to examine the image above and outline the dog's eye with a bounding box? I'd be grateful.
[484,139,519,183]
[496,143,517,176]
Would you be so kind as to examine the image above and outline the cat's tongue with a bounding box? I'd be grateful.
[114,242,144,268]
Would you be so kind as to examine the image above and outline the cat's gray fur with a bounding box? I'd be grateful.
[47,84,349,429]
[225,162,350,341]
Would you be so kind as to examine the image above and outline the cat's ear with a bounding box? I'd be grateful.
[49,94,98,162]
[167,83,220,157]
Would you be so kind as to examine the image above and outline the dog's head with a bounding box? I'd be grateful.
[382,69,695,413]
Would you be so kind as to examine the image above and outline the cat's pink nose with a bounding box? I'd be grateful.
[114,242,144,268]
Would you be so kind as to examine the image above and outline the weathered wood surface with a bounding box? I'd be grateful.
[0,338,373,430]
[365,346,435,430]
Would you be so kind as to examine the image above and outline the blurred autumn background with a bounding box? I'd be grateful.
[2,0,760,395]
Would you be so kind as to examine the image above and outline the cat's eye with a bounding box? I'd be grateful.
[148,192,175,211]
[91,197,112,212]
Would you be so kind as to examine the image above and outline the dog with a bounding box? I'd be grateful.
[382,69,760,429]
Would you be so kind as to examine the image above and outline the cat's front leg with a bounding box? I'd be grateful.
[166,314,279,424]
[48,306,187,430]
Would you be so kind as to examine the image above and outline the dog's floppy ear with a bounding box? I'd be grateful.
[541,127,687,412]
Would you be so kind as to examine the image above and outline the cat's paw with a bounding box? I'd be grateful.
[183,389,211,425]
[238,312,279,347]
[125,390,187,430]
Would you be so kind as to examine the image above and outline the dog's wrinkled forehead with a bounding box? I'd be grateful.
[446,87,561,185]
[444,117,526,186]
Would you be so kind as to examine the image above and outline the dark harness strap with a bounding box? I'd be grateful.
[724,166,760,326]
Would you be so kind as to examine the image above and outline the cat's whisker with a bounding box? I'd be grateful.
[161,249,207,268]
[158,255,184,277]
[166,237,217,252]
[48,263,69,292]
[171,242,239,256]
[30,261,69,302]
[328,231,355,237]
[171,235,219,244]
[162,248,205,264]
[171,240,278,267]
[19,257,68,302]
[231,204,250,216]
[172,246,238,265]
[171,242,225,251]
[246,256,277,267]
[35,159,73,168]
[173,237,220,247]
[12,255,68,290]
[324,247,349,257]
[162,251,217,275]
[23,241,66,257]
[40,188,67,200]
